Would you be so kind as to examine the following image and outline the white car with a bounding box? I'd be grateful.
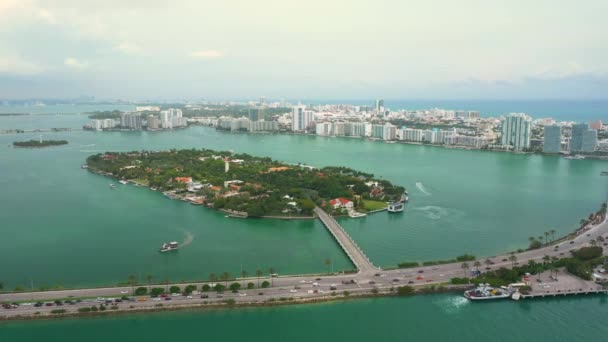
[120,290,129,294]
[289,289,297,293]
[192,291,200,295]
[171,293,181,297]
[186,296,193,299]
[153,297,162,301]
[239,293,247,297]
[299,280,307,283]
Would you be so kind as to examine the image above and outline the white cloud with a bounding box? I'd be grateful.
[534,62,587,80]
[112,42,142,54]
[64,57,89,69]
[0,55,47,75]
[190,50,224,59]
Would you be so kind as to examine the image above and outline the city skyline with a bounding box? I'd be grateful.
[1,1,608,100]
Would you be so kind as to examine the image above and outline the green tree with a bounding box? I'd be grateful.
[461,262,469,277]
[146,275,153,292]
[508,253,517,268]
[550,229,556,243]
[269,267,276,286]
[221,272,231,287]
[261,281,270,288]
[150,287,164,297]
[229,282,241,292]
[241,270,248,287]
[134,287,148,296]
[473,260,481,272]
[202,284,211,292]
[169,285,181,294]
[247,282,255,289]
[128,274,137,295]
[255,269,263,288]
[209,273,218,283]
[215,284,226,292]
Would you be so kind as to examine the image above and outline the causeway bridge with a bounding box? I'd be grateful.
[314,207,380,274]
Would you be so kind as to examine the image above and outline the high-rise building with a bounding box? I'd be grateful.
[147,115,160,129]
[291,105,313,132]
[120,112,142,130]
[543,125,561,153]
[500,113,532,151]
[375,99,384,112]
[589,120,603,131]
[570,123,597,152]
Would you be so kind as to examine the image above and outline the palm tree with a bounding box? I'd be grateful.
[324,258,332,274]
[146,275,153,291]
[544,231,550,245]
[128,274,137,294]
[508,253,517,268]
[550,229,556,243]
[255,269,263,288]
[538,236,544,246]
[484,258,493,267]
[164,278,170,293]
[209,273,218,283]
[221,272,231,287]
[590,239,598,247]
[553,267,560,281]
[269,267,276,286]
[473,260,481,272]
[461,262,469,277]
[550,256,559,279]
[241,270,248,287]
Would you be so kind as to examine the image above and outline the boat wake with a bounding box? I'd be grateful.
[415,182,431,196]
[412,206,448,220]
[181,231,194,248]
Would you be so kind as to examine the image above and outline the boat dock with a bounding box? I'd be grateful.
[520,270,607,299]
[314,207,380,273]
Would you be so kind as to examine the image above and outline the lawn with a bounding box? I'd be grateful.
[363,199,387,211]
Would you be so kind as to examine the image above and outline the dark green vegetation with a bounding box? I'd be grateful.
[86,149,405,217]
[13,139,68,148]
[182,105,289,119]
[471,246,604,286]
[87,110,122,119]
[399,254,476,268]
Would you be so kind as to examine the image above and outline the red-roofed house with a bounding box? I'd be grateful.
[329,197,353,210]
[174,177,193,184]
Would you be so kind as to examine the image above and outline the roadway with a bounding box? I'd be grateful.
[1,211,607,318]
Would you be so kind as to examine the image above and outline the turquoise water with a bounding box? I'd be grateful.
[1,295,607,341]
[0,114,605,288]
[1,109,607,340]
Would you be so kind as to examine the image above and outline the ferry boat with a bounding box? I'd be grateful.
[159,242,179,252]
[464,284,512,301]
[119,180,128,185]
[387,201,404,213]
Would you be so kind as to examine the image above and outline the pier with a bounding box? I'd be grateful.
[520,270,607,299]
[314,207,380,273]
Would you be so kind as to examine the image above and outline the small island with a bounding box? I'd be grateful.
[13,139,68,148]
[86,149,406,218]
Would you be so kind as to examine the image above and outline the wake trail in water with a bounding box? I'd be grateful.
[415,182,431,196]
[412,206,448,220]
[181,231,194,248]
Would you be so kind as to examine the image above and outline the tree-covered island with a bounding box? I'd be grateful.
[13,139,68,148]
[86,149,406,218]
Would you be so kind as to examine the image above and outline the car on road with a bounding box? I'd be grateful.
[368,281,376,285]
[34,302,43,307]
[290,289,298,293]
[432,267,439,270]
[164,297,172,301]
[392,279,400,282]
[201,294,209,299]
[153,297,161,301]
[120,290,129,294]
[374,273,381,277]
[417,270,424,273]
[299,280,307,283]
[239,293,247,297]
[408,281,414,284]
[258,292,264,296]
[186,296,193,299]
[315,278,322,281]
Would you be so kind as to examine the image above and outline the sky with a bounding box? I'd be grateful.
[0,0,607,100]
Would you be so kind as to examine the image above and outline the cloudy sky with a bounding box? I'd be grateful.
[0,0,607,100]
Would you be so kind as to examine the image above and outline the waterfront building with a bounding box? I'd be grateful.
[249,120,278,132]
[230,118,251,131]
[248,108,261,121]
[291,105,313,132]
[371,124,384,139]
[445,135,493,148]
[382,123,397,140]
[500,113,532,151]
[316,122,332,136]
[434,130,455,144]
[159,108,186,129]
[120,112,142,130]
[570,123,597,153]
[543,125,561,153]
[570,123,597,152]
[147,115,160,129]
[332,122,346,136]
